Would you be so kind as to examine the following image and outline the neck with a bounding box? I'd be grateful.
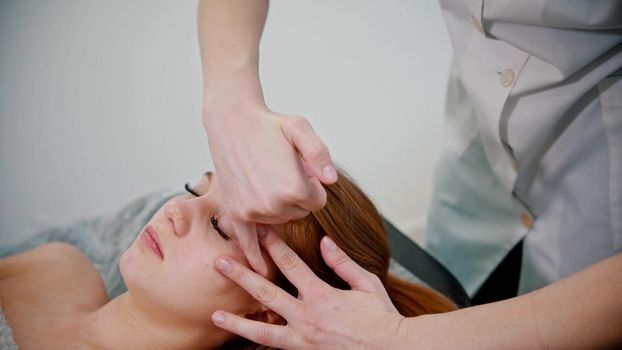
[76,292,226,350]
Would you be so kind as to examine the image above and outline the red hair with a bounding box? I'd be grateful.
[222,171,456,349]
[277,170,456,315]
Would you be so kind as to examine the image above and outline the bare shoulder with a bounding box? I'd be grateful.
[2,242,92,271]
[28,241,94,270]
[0,242,107,300]
[12,241,89,261]
[0,242,108,348]
[1,241,85,264]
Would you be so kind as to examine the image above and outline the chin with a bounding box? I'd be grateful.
[119,248,136,287]
[119,247,170,305]
[119,246,154,295]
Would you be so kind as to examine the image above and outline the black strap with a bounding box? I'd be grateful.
[471,239,523,305]
[384,218,471,308]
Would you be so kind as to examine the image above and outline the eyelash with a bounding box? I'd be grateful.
[184,182,230,241]
[184,182,200,196]
[210,216,231,241]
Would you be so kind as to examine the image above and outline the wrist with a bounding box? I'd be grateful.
[202,63,267,126]
[203,55,261,99]
[369,314,408,350]
[391,316,412,350]
[389,314,438,350]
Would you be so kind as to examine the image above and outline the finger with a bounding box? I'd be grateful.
[294,176,328,213]
[214,256,300,319]
[230,219,269,277]
[320,236,376,292]
[219,210,307,234]
[227,200,309,224]
[212,310,296,349]
[278,204,310,221]
[281,116,337,184]
[250,205,309,224]
[258,226,326,292]
[251,204,309,225]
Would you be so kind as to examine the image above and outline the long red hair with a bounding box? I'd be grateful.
[222,170,456,349]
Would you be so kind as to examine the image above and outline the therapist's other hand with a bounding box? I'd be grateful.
[203,94,337,276]
[211,227,404,350]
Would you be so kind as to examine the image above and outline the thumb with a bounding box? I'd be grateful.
[281,116,337,184]
[320,236,375,292]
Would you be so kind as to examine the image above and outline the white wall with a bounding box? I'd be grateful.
[0,0,451,246]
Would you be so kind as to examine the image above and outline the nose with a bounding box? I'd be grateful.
[164,196,213,237]
[164,200,192,237]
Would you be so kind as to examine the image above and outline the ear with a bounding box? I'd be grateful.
[244,305,286,326]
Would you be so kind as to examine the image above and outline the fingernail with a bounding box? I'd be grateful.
[212,311,225,325]
[323,236,336,252]
[322,165,337,182]
[257,225,267,237]
[216,258,232,273]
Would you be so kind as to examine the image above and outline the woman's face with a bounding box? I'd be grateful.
[120,172,265,326]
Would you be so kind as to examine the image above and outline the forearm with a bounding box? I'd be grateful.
[397,253,622,349]
[197,0,268,107]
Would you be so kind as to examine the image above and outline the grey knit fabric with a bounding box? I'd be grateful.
[0,301,18,350]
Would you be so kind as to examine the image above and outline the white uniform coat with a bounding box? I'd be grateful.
[426,0,622,296]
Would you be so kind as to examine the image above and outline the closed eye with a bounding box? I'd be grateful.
[210,217,231,241]
[183,181,230,241]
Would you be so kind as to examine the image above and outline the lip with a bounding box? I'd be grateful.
[140,225,164,260]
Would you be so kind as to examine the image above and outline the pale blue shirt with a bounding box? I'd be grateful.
[426,0,622,296]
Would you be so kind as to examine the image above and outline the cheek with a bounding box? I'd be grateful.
[122,232,258,322]
[157,248,245,317]
[168,249,261,317]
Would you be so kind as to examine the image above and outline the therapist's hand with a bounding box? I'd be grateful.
[203,93,337,276]
[211,227,404,350]
[197,0,336,276]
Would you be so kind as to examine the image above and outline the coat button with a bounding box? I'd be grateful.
[500,68,515,87]
[520,211,534,230]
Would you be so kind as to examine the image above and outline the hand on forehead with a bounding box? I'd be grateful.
[188,170,297,277]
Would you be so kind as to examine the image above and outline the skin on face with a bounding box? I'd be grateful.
[119,173,265,327]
